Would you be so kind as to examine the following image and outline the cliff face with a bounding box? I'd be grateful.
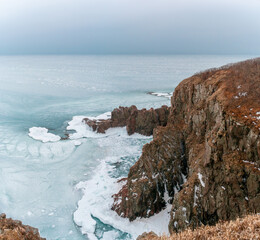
[0,213,45,240]
[111,59,260,232]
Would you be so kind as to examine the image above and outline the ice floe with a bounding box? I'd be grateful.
[28,127,61,143]
[73,140,82,146]
[148,92,172,99]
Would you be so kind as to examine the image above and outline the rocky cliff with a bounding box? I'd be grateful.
[111,58,260,232]
[0,213,45,240]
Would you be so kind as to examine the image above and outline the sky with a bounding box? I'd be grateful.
[0,0,260,55]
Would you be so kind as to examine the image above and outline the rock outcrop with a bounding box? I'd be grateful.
[111,58,260,232]
[84,105,170,136]
[0,213,45,240]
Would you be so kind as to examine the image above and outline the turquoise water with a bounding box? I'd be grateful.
[0,55,255,239]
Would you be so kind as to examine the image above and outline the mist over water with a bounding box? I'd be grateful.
[0,55,255,239]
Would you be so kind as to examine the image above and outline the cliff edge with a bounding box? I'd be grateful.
[111,58,260,233]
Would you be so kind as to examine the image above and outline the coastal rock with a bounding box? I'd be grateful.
[84,105,170,136]
[111,58,260,232]
[0,214,45,240]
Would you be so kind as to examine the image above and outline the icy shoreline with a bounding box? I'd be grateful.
[74,159,171,239]
[28,112,171,239]
[73,131,170,240]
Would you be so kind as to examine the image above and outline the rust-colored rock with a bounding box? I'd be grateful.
[111,58,260,232]
[84,105,170,136]
[0,213,45,240]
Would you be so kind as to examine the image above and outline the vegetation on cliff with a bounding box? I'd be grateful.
[137,214,260,240]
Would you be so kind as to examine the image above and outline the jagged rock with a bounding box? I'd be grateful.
[111,58,260,232]
[84,105,170,136]
[0,214,45,240]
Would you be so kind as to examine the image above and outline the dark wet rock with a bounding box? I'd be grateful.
[111,58,260,232]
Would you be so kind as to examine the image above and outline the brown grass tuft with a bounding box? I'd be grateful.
[139,214,260,240]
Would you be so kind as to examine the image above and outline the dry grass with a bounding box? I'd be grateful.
[139,214,260,240]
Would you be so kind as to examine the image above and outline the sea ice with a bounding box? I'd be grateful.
[28,127,61,143]
[74,161,171,239]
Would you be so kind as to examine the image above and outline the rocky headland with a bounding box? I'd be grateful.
[84,105,170,136]
[0,213,45,240]
[88,58,260,235]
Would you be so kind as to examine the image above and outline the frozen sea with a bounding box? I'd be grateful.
[0,55,255,240]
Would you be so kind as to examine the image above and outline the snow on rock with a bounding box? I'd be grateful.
[28,127,61,143]
[197,172,205,187]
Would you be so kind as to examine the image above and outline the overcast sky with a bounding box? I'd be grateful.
[0,0,260,54]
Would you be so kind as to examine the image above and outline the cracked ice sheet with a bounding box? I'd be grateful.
[74,158,171,240]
